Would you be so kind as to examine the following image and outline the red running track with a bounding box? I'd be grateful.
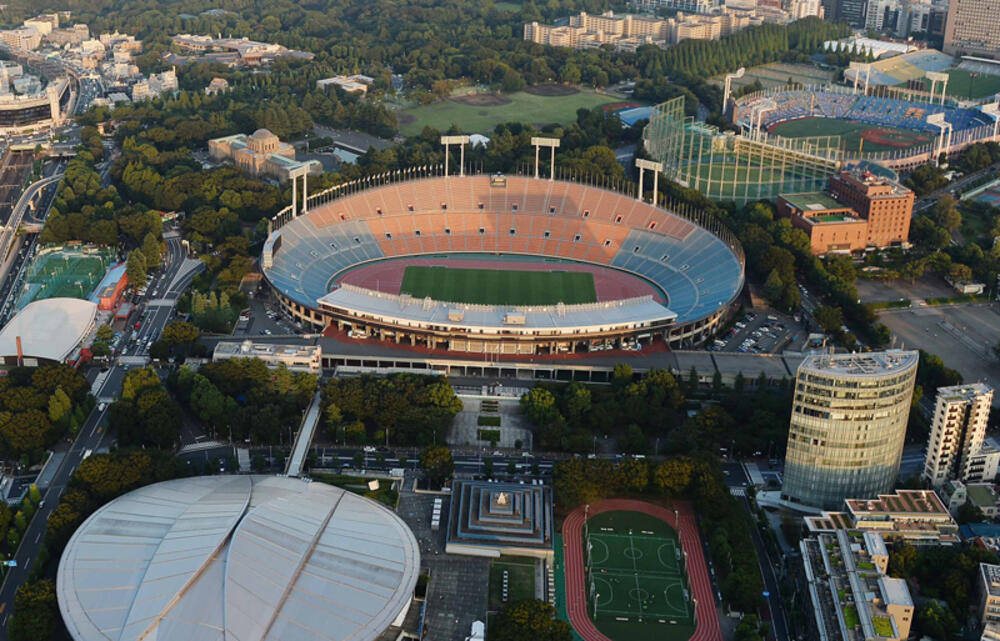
[562,499,721,641]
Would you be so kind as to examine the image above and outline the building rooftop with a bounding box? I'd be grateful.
[781,191,849,212]
[864,530,888,557]
[967,484,997,508]
[983,563,1000,597]
[937,382,994,402]
[800,349,919,378]
[845,489,950,517]
[214,340,321,359]
[0,298,97,362]
[57,475,420,641]
[879,577,913,607]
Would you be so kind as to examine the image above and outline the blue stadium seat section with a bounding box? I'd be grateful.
[611,228,743,322]
[759,90,992,134]
[266,219,384,307]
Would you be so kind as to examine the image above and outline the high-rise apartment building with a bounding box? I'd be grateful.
[824,0,868,26]
[781,350,919,510]
[923,383,997,488]
[944,0,1000,58]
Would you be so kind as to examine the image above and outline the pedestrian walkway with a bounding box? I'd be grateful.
[286,390,322,477]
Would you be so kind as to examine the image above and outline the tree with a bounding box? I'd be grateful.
[161,321,200,347]
[142,232,163,269]
[8,579,58,641]
[618,458,649,492]
[96,325,114,343]
[654,457,693,496]
[489,600,571,641]
[948,263,973,283]
[520,388,560,425]
[956,500,985,524]
[933,195,962,232]
[47,388,72,424]
[420,445,454,488]
[126,249,148,289]
[121,367,161,401]
[814,305,844,333]
[762,268,784,304]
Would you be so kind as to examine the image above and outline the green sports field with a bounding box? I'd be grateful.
[397,90,620,136]
[585,511,695,641]
[770,117,932,153]
[400,266,596,305]
[15,247,115,311]
[929,69,1000,100]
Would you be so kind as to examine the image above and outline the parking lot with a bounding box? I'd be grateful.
[397,489,489,641]
[712,310,803,354]
[878,303,1000,390]
[232,289,302,337]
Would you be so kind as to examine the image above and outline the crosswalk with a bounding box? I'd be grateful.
[729,487,746,497]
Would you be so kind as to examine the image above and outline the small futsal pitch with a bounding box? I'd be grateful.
[584,511,694,626]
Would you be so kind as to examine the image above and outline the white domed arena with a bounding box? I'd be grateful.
[57,476,420,641]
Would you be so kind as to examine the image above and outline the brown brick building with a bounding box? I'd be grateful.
[828,169,914,249]
[778,169,913,255]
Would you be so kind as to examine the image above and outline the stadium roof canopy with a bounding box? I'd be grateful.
[57,476,420,641]
[0,297,96,362]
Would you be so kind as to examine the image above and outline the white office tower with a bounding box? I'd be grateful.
[781,350,918,510]
[923,383,996,488]
[0,66,10,97]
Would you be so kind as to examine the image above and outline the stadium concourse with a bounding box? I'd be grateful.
[261,173,744,355]
[562,499,720,641]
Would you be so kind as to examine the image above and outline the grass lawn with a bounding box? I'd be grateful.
[941,69,1000,100]
[872,616,893,637]
[398,90,620,136]
[478,428,501,442]
[400,265,597,305]
[844,605,860,628]
[489,557,536,610]
[311,472,399,508]
[770,117,931,153]
[478,415,501,427]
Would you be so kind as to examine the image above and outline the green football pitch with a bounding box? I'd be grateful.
[585,511,695,641]
[770,117,931,153]
[930,69,1000,100]
[399,266,596,305]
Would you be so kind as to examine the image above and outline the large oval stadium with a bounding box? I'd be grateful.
[262,173,744,355]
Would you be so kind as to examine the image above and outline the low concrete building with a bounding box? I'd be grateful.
[213,340,322,374]
[801,530,914,641]
[981,564,1000,630]
[778,191,869,254]
[446,480,553,559]
[804,489,960,544]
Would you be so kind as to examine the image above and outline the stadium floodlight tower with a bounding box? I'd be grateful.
[926,112,953,165]
[440,135,471,176]
[982,102,1000,140]
[723,67,745,114]
[744,98,776,141]
[635,158,663,205]
[289,164,310,216]
[849,61,872,95]
[925,71,950,105]
[531,136,560,180]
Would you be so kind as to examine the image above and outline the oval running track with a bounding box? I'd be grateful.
[562,499,722,641]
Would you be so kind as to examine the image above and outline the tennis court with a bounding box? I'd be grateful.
[400,265,597,305]
[584,510,694,639]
